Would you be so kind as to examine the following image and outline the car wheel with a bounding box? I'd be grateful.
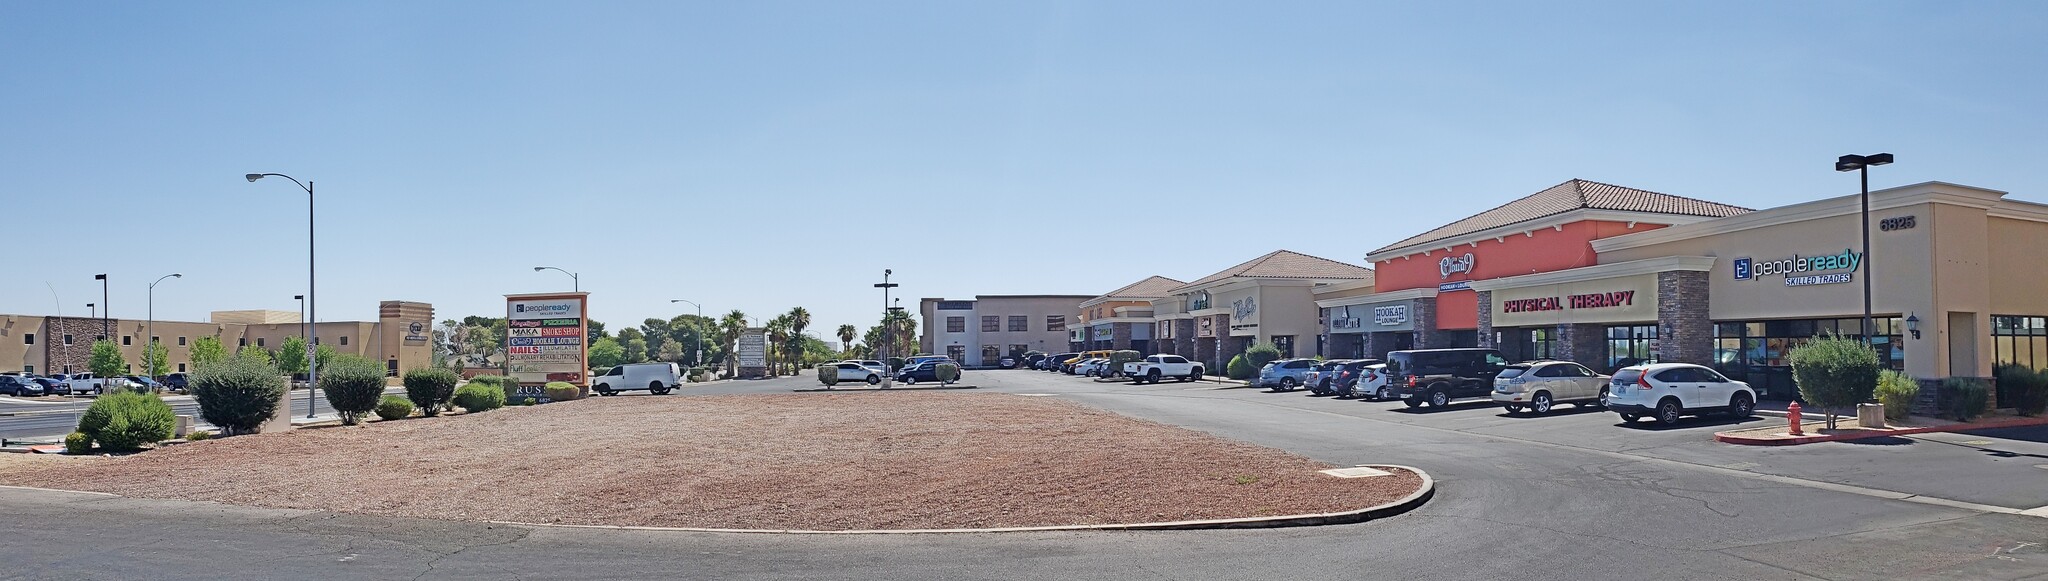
[1657,399,1683,425]
[866,375,880,385]
[1729,392,1755,417]
[596,384,614,396]
[1598,387,1610,408]
[1619,413,1640,423]
[904,376,918,385]
[1279,377,1296,390]
[1403,399,1423,409]
[1377,386,1394,401]
[1429,389,1450,408]
[1531,392,1553,414]
[1504,404,1524,414]
[649,381,671,395]
[1146,370,1162,384]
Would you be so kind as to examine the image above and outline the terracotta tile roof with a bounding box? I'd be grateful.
[1369,179,1752,256]
[1100,276,1186,299]
[1169,250,1375,293]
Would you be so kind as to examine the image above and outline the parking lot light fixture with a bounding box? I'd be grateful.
[146,273,183,378]
[534,266,578,292]
[1836,153,1894,347]
[245,172,317,417]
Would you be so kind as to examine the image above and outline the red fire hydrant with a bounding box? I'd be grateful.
[1787,401,1804,436]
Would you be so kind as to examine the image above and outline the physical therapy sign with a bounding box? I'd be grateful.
[1733,249,1862,287]
[505,293,589,388]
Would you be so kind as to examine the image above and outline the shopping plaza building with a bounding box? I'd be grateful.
[1327,178,2048,406]
[0,301,437,377]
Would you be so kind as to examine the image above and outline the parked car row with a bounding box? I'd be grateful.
[1022,347,1759,426]
[816,357,966,386]
[0,371,188,397]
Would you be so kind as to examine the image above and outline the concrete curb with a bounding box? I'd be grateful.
[1715,415,2048,446]
[480,465,1434,535]
[791,386,979,392]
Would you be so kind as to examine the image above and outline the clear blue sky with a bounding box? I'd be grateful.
[5,1,2044,341]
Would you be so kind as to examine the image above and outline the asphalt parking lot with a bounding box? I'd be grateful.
[3,369,2045,580]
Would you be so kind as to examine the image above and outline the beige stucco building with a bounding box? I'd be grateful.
[919,295,1091,366]
[1148,250,1375,371]
[0,301,436,378]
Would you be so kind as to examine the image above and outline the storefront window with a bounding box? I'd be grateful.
[1992,315,2048,371]
[1714,316,1903,400]
[1272,336,1294,358]
[1605,325,1658,371]
[1528,328,1557,360]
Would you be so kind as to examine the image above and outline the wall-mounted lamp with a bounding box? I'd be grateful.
[1905,314,1921,340]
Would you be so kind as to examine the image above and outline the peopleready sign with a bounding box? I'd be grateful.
[1733,249,1862,287]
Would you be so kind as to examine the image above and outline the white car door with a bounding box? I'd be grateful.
[1562,363,1599,400]
[1697,367,1738,408]
[1668,367,1712,408]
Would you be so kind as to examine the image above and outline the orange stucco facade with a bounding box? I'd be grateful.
[1373,220,1666,330]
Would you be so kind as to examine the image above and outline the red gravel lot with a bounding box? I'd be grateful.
[0,392,1421,530]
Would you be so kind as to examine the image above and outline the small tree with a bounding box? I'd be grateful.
[1788,335,1880,429]
[189,336,227,369]
[88,340,125,379]
[402,367,460,416]
[276,336,309,378]
[141,341,170,378]
[190,351,288,436]
[237,344,273,367]
[1245,342,1283,370]
[321,354,388,425]
[589,337,625,369]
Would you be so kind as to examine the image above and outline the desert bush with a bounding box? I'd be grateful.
[512,397,537,406]
[190,351,288,436]
[1939,377,1990,422]
[1226,354,1253,380]
[64,432,91,455]
[816,364,839,387]
[1245,343,1283,370]
[688,367,710,383]
[320,354,388,425]
[544,381,582,402]
[76,390,177,452]
[934,362,960,385]
[1873,370,1920,421]
[1788,335,1880,429]
[453,383,506,413]
[1996,364,2048,417]
[374,395,414,420]
[467,374,513,399]
[185,430,211,441]
[403,367,460,416]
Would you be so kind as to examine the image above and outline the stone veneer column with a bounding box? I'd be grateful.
[1174,318,1197,358]
[1411,297,1444,349]
[1216,315,1247,368]
[1362,332,1383,360]
[1556,323,1607,371]
[1111,323,1133,351]
[1656,271,1712,366]
[1475,290,1496,348]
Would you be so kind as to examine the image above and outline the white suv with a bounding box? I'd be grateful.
[1605,363,1756,425]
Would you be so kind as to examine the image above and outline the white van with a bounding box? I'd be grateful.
[592,363,681,396]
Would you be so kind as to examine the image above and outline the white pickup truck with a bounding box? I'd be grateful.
[64,373,128,396]
[1122,354,1204,384]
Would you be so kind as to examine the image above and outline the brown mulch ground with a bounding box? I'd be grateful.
[0,392,1422,530]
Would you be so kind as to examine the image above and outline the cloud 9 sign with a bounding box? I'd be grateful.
[1733,249,1862,287]
[505,293,588,389]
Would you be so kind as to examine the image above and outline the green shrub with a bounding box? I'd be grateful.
[319,354,388,425]
[453,383,506,413]
[934,362,960,385]
[76,391,177,452]
[544,381,582,402]
[64,432,92,455]
[1996,364,2048,417]
[513,397,537,406]
[1788,335,1880,429]
[1245,343,1283,370]
[687,367,709,383]
[1939,377,1990,421]
[374,395,414,420]
[189,352,287,436]
[468,374,514,399]
[1874,370,1920,421]
[1226,354,1253,380]
[403,367,460,417]
[1107,350,1143,375]
[816,364,839,387]
[185,430,211,441]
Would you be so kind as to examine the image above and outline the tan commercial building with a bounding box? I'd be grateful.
[1149,250,1375,371]
[1071,276,1184,353]
[0,300,436,378]
[920,295,1092,366]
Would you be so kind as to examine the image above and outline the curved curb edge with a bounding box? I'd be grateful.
[483,464,1434,535]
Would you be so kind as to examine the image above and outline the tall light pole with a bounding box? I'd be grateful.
[94,274,107,343]
[146,273,182,378]
[296,294,306,371]
[246,173,318,418]
[87,303,95,320]
[533,266,578,292]
[875,270,899,386]
[1836,153,1894,346]
[670,299,705,368]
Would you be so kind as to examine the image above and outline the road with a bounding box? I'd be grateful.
[3,370,2045,580]
[0,387,405,441]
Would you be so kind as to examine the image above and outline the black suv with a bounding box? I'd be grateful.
[1385,348,1509,408]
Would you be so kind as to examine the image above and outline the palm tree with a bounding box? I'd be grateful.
[718,310,748,377]
[765,315,792,376]
[836,324,857,355]
[786,307,811,372]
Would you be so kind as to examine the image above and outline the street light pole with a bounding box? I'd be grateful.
[296,294,306,370]
[874,270,899,386]
[670,299,705,369]
[1836,153,1894,346]
[246,173,317,418]
[146,273,182,378]
[94,274,107,343]
[533,266,578,292]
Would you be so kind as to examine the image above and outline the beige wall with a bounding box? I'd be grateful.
[1253,285,1321,345]
[1986,216,2048,316]
[1490,273,1659,328]
[0,301,435,377]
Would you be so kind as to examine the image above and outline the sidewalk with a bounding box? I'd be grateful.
[1715,410,2048,446]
